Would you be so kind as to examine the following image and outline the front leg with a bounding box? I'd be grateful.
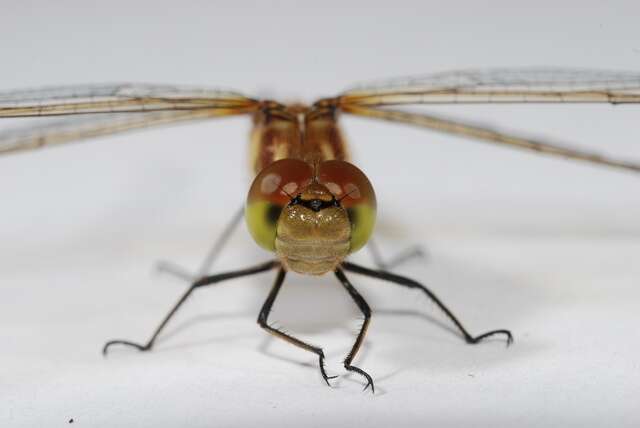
[335,268,375,393]
[257,268,337,386]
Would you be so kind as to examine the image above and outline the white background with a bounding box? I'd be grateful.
[1,1,639,427]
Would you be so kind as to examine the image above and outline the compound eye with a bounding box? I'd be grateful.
[318,160,376,253]
[245,159,313,251]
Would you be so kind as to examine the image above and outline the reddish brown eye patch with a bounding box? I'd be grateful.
[248,159,313,205]
[317,160,376,208]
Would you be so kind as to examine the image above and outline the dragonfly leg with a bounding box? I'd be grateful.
[257,268,338,387]
[368,238,428,271]
[102,260,279,355]
[342,261,513,346]
[334,268,375,393]
[155,205,244,282]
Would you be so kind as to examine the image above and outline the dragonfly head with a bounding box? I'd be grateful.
[246,159,376,275]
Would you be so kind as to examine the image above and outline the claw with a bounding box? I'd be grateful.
[467,329,514,347]
[102,340,150,356]
[321,373,338,387]
[362,381,374,393]
[345,364,375,394]
[361,377,375,394]
[506,332,515,347]
[322,374,339,387]
[318,355,338,387]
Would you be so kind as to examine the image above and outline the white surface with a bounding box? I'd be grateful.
[1,1,640,427]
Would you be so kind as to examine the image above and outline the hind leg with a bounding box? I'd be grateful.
[156,206,244,282]
[367,238,428,271]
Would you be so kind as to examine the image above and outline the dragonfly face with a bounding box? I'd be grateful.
[275,182,351,275]
[245,159,376,275]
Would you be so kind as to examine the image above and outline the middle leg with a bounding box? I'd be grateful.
[103,260,279,355]
[342,261,513,345]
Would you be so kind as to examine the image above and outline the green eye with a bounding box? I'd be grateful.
[347,204,376,253]
[245,200,283,251]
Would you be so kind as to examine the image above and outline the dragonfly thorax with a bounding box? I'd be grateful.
[249,102,349,174]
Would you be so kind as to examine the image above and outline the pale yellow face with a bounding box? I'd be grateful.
[275,183,351,275]
[245,159,376,275]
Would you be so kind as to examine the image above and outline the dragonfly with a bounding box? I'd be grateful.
[2,68,640,393]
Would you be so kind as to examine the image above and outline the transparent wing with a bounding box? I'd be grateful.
[0,83,259,117]
[0,108,243,156]
[338,68,640,106]
[342,104,640,174]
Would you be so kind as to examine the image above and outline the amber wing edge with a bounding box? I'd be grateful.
[0,83,261,155]
[332,68,640,173]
